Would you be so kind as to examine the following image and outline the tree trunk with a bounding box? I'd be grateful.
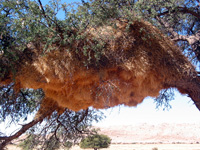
[166,76,200,111]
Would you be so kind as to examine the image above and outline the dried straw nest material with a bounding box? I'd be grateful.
[1,19,199,116]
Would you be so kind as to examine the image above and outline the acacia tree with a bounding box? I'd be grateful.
[80,132,111,150]
[0,0,200,149]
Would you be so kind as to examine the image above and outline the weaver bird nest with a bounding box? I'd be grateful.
[1,19,199,117]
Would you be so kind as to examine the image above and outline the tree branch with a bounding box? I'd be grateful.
[166,76,200,111]
[76,108,88,127]
[177,6,200,20]
[37,0,63,38]
[157,6,200,20]
[156,17,189,42]
[156,17,200,62]
[0,110,53,150]
[37,0,52,28]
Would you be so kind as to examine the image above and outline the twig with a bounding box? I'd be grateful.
[37,0,50,27]
[37,0,64,38]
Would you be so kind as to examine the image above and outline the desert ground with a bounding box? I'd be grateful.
[97,123,200,144]
[6,123,200,150]
[72,144,200,150]
[7,143,200,150]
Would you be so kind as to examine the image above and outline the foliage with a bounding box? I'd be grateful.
[63,141,73,150]
[19,134,38,150]
[80,132,111,150]
[43,136,60,150]
[19,135,72,150]
[19,135,61,150]
[85,0,200,62]
[154,88,175,110]
[1,0,199,74]
[0,85,43,123]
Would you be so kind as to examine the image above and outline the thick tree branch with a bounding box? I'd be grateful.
[166,76,200,111]
[156,17,189,42]
[0,110,53,150]
[177,6,200,20]
[157,17,200,43]
[157,17,200,61]
[158,6,200,20]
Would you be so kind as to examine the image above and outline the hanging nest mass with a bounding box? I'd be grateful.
[1,19,200,117]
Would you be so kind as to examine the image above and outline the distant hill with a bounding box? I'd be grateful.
[97,123,200,144]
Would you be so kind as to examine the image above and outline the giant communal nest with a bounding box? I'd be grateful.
[1,19,200,117]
